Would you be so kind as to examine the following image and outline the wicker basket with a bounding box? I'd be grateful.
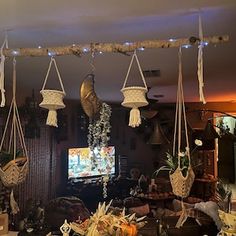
[169,167,195,198]
[0,157,28,187]
[40,89,65,110]
[121,86,148,108]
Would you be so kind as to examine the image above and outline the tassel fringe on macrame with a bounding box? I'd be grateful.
[197,14,206,104]
[46,110,58,127]
[10,190,20,215]
[0,35,8,107]
[129,107,141,128]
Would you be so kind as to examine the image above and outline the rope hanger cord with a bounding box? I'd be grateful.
[173,47,190,166]
[1,35,229,57]
[0,34,8,107]
[42,57,65,93]
[0,58,28,159]
[122,50,147,89]
[197,13,206,104]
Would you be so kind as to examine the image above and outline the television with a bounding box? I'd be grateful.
[68,146,116,179]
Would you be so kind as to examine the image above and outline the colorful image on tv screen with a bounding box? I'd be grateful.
[68,146,115,178]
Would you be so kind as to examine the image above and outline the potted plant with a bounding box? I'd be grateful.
[154,139,203,178]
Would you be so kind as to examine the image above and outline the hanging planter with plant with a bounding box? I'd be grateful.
[0,59,29,214]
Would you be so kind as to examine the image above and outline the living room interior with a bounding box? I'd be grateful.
[0,1,236,235]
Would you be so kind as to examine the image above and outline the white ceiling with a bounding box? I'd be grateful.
[1,0,236,104]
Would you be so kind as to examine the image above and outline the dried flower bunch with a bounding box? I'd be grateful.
[70,201,146,236]
[154,139,203,177]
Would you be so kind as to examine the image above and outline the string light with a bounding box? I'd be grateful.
[12,50,19,56]
[182,44,191,49]
[99,51,103,55]
[124,42,133,46]
[169,38,177,42]
[72,44,76,47]
[38,46,42,49]
[48,51,56,56]
[138,47,145,51]
[83,48,89,53]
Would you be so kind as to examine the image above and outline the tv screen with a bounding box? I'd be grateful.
[68,146,115,179]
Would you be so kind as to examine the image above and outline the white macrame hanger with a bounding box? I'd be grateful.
[42,57,65,93]
[0,58,28,159]
[173,47,190,168]
[0,33,9,107]
[122,50,147,90]
[197,13,206,104]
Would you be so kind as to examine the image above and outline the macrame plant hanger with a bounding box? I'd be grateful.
[0,34,8,107]
[121,50,148,127]
[197,13,206,104]
[39,57,66,127]
[169,47,195,228]
[0,58,29,214]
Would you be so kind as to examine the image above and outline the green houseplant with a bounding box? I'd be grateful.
[154,139,203,177]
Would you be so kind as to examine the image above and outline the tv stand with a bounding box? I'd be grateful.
[66,177,138,211]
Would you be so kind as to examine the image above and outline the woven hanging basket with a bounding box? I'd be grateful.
[170,47,195,199]
[169,167,195,198]
[0,157,28,188]
[121,51,148,128]
[0,59,29,189]
[40,58,66,127]
[121,86,148,108]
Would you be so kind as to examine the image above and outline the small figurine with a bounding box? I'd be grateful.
[60,219,71,236]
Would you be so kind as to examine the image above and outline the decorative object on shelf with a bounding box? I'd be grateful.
[197,13,206,104]
[18,198,46,234]
[70,201,146,236]
[0,34,8,107]
[80,73,102,119]
[39,57,66,127]
[0,58,29,214]
[121,50,148,128]
[148,178,157,193]
[60,219,71,236]
[138,174,148,194]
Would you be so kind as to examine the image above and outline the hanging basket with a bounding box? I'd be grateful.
[121,86,148,108]
[121,51,148,128]
[0,157,28,187]
[39,89,65,127]
[40,57,66,127]
[170,47,195,199]
[0,59,29,189]
[170,167,195,198]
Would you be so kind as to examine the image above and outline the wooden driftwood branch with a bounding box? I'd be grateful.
[3,35,229,57]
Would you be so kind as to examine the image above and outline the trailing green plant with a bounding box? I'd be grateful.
[154,139,203,177]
